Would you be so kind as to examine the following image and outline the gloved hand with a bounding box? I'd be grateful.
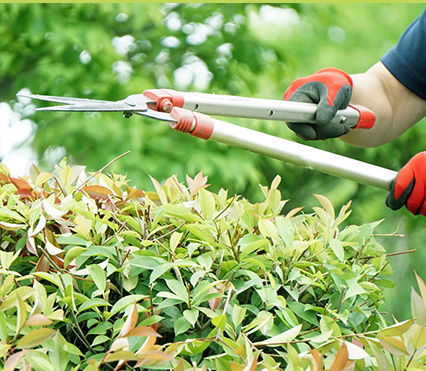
[284,68,353,140]
[386,152,426,216]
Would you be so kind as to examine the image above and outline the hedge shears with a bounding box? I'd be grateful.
[18,89,396,190]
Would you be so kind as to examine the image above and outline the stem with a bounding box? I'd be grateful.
[213,195,238,220]
[149,285,154,316]
[56,274,96,354]
[336,285,346,313]
[72,150,131,195]
[386,249,416,257]
[186,282,192,309]
[368,261,390,282]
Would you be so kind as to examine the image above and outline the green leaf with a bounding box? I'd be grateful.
[130,256,163,276]
[87,264,107,293]
[105,350,139,363]
[212,314,227,331]
[307,330,333,344]
[320,315,341,337]
[139,315,164,326]
[56,234,89,246]
[232,304,247,329]
[199,188,215,220]
[314,194,335,219]
[174,316,192,336]
[258,218,279,242]
[287,301,318,326]
[275,217,294,247]
[16,294,28,335]
[160,204,203,222]
[184,224,216,245]
[411,287,426,325]
[150,262,173,283]
[109,295,147,317]
[63,246,86,269]
[191,280,223,306]
[87,322,112,336]
[25,350,56,371]
[379,319,414,337]
[243,311,273,335]
[254,324,302,346]
[32,272,64,290]
[344,283,367,301]
[169,231,183,253]
[165,279,188,302]
[16,328,56,349]
[78,298,111,312]
[329,238,344,262]
[149,175,168,205]
[0,207,27,223]
[183,308,199,327]
[238,234,269,259]
[49,333,69,371]
[92,335,110,346]
[410,323,426,349]
[378,336,409,356]
[0,311,8,343]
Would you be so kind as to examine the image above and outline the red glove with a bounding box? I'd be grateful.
[386,152,426,215]
[284,68,353,140]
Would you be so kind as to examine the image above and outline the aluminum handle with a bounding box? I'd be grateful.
[180,92,359,127]
[209,118,396,190]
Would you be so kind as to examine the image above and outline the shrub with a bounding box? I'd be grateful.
[1,159,426,370]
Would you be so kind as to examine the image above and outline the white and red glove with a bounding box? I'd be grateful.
[284,68,353,140]
[386,151,426,216]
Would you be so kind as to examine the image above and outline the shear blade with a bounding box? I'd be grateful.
[17,94,112,105]
[19,93,149,112]
[36,103,147,112]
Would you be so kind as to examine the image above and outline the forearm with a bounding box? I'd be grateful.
[341,62,426,147]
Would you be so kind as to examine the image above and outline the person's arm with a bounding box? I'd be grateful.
[341,61,426,148]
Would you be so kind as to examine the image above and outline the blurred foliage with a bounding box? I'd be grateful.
[1,3,426,319]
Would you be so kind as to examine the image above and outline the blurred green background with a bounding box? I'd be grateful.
[1,3,425,319]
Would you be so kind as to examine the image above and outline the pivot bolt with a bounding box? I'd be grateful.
[160,99,173,113]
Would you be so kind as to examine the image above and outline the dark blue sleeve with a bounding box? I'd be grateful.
[380,9,426,100]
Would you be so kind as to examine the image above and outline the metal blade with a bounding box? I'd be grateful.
[17,94,112,105]
[36,103,147,112]
[20,93,151,113]
[134,109,177,122]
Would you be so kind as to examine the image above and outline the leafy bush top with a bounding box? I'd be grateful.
[1,159,426,371]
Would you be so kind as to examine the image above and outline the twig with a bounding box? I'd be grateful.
[72,150,131,195]
[213,195,238,220]
[386,249,416,257]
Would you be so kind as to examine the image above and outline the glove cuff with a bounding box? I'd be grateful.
[314,68,353,88]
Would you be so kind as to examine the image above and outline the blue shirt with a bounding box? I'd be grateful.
[381,9,426,100]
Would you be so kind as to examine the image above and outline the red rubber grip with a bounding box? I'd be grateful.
[349,104,375,129]
[192,112,214,140]
[169,107,214,140]
[143,89,185,112]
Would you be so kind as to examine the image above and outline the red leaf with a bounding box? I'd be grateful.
[10,177,33,190]
[35,255,50,276]
[125,186,145,200]
[0,173,10,184]
[208,285,224,311]
[82,185,113,200]
[186,172,209,196]
[17,188,38,200]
